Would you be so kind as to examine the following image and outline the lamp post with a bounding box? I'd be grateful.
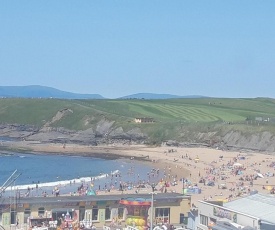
[45,210,48,227]
[87,211,91,227]
[71,209,74,219]
[150,184,157,230]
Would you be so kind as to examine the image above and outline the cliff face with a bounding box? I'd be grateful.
[169,128,275,153]
[0,122,148,146]
[0,122,275,153]
[221,131,275,152]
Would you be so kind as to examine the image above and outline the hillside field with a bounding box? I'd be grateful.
[1,97,275,144]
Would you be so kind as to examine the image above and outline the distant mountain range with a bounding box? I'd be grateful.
[0,85,206,99]
[0,85,104,99]
[119,93,206,99]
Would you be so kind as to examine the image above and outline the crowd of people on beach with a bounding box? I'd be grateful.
[8,146,275,212]
[16,165,169,198]
[168,151,275,204]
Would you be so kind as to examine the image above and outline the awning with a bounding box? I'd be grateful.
[212,220,243,230]
[212,225,238,230]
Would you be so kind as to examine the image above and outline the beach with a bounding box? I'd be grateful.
[4,140,275,206]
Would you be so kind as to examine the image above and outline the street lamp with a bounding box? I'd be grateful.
[149,184,157,230]
[71,209,74,219]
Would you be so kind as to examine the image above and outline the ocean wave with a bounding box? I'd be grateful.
[5,170,120,191]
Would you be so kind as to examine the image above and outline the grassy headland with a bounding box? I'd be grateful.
[1,97,275,145]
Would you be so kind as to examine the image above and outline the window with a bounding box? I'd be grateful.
[200,214,208,226]
[38,207,45,216]
[79,206,85,221]
[180,213,188,225]
[118,207,124,220]
[84,210,92,221]
[140,207,147,217]
[105,206,111,221]
[92,206,98,221]
[24,209,31,223]
[10,209,16,225]
[209,217,216,224]
[155,208,170,224]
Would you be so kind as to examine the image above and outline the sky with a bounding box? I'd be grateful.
[0,1,274,99]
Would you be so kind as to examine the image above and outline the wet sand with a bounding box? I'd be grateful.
[4,141,275,206]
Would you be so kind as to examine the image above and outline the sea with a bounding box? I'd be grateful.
[0,141,162,197]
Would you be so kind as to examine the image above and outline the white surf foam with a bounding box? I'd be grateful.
[5,170,120,191]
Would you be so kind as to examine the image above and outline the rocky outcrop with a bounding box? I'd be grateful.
[164,130,275,153]
[0,124,39,138]
[0,117,147,146]
[43,108,73,127]
[95,119,115,137]
[1,121,275,153]
[221,131,275,152]
[70,128,96,145]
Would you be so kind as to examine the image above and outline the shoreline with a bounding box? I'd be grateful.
[0,142,154,160]
[2,140,275,206]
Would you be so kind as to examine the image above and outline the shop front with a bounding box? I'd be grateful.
[197,201,260,230]
[0,193,190,230]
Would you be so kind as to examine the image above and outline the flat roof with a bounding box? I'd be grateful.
[224,193,275,224]
[1,193,189,206]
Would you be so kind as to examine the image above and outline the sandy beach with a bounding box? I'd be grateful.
[4,140,275,206]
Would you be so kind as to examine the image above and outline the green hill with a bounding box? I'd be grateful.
[1,97,275,145]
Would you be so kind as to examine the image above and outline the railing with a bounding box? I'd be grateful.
[48,220,58,228]
[80,220,92,229]
[103,225,124,230]
[9,224,26,230]
[31,227,48,230]
[103,225,136,230]
[126,226,139,230]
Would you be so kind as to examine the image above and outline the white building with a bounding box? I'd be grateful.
[197,193,275,230]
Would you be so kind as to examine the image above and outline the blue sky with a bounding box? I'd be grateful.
[0,1,274,99]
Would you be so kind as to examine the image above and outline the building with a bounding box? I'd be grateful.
[134,118,154,123]
[0,193,190,230]
[197,193,275,230]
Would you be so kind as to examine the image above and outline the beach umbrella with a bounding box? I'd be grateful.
[87,189,96,195]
